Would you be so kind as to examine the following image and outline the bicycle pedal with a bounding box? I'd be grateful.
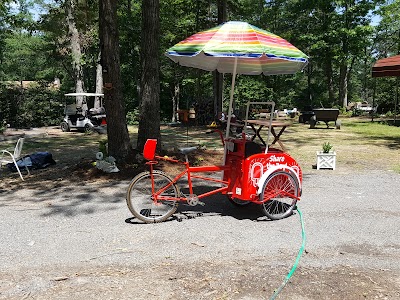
[183,201,205,207]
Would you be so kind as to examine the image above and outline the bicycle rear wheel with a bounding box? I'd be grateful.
[260,171,299,220]
[126,170,179,223]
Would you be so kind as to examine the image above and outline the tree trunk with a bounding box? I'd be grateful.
[65,0,84,108]
[171,81,179,123]
[307,63,313,105]
[339,63,349,108]
[99,0,130,161]
[338,1,350,108]
[213,0,227,117]
[339,55,356,108]
[213,72,223,117]
[362,46,368,102]
[137,0,161,152]
[325,56,335,105]
[95,52,103,108]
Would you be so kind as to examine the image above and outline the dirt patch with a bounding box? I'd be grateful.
[1,262,398,299]
[0,127,223,190]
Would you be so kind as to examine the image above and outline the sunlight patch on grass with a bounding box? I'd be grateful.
[345,121,400,139]
[393,164,400,174]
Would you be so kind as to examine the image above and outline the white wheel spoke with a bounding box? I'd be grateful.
[261,172,299,220]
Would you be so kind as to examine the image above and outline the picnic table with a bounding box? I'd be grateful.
[246,119,291,151]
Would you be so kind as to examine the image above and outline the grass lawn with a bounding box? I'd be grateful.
[133,116,400,174]
[284,117,400,174]
[1,116,399,188]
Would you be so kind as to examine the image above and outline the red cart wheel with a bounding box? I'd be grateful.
[260,171,299,220]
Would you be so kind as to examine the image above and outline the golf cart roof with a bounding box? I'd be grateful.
[64,93,104,97]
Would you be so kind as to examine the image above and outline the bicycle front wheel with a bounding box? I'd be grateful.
[126,170,179,223]
[260,171,299,220]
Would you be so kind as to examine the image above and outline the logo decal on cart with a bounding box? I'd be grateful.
[248,155,300,188]
[269,155,285,163]
[250,162,264,186]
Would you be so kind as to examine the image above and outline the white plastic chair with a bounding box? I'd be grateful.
[0,138,29,181]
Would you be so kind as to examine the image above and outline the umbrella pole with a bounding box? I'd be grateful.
[221,57,238,180]
[225,57,238,139]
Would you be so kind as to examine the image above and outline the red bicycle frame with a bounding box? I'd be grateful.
[146,155,230,203]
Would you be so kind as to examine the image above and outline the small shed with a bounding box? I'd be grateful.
[372,54,400,124]
[372,55,400,78]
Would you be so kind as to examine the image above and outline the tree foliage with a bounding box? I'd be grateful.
[1,0,399,137]
[0,82,64,128]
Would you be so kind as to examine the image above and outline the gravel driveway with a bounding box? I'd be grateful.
[1,169,399,299]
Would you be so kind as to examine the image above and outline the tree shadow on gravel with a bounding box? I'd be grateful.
[124,183,295,224]
[0,180,129,218]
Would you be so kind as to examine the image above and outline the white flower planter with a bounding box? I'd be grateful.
[316,151,336,170]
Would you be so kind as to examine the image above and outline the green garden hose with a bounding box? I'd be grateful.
[269,207,306,300]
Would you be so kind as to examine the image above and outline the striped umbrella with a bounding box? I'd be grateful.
[166,21,308,75]
[166,21,308,137]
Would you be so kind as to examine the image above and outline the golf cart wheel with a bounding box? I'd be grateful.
[60,122,70,132]
[309,115,317,129]
[84,123,93,133]
[335,120,341,130]
[260,171,299,220]
[227,195,251,207]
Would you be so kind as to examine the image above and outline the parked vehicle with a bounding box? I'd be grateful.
[60,93,106,133]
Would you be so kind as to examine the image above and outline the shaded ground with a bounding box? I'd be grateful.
[0,126,224,189]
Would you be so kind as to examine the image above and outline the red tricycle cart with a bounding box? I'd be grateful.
[126,101,302,223]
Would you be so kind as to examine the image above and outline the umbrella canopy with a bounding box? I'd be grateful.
[372,55,400,77]
[166,21,308,140]
[166,21,308,75]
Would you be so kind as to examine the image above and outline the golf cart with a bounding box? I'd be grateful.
[60,93,107,133]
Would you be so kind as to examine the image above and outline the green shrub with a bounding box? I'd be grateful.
[0,83,64,128]
[322,142,333,153]
[126,108,139,125]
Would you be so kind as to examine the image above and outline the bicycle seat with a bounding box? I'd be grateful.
[143,139,157,160]
[179,146,198,155]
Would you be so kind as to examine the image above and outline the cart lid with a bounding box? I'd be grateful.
[64,93,104,97]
